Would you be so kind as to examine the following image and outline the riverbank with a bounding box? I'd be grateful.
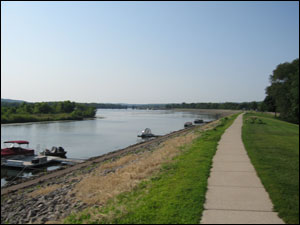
[1,114,237,224]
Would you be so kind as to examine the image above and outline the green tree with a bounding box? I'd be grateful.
[250,101,258,111]
[33,102,52,114]
[63,101,75,113]
[261,95,276,113]
[266,58,299,123]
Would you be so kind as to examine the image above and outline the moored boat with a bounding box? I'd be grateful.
[40,146,67,158]
[138,128,159,138]
[1,141,35,158]
[194,119,204,124]
[184,122,193,128]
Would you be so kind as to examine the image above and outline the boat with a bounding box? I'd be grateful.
[184,122,193,128]
[1,141,35,159]
[138,128,159,138]
[194,119,204,124]
[40,146,67,158]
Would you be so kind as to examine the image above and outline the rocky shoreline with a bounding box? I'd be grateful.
[2,176,85,224]
[1,140,164,224]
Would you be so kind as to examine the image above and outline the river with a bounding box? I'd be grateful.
[1,109,217,187]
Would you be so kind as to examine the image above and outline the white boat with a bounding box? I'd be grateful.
[138,128,159,138]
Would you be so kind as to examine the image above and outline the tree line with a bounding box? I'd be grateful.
[1,101,96,124]
[85,103,128,109]
[165,102,261,111]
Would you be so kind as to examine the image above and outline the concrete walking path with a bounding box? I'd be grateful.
[200,114,284,224]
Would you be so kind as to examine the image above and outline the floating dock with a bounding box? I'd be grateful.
[1,155,85,168]
[46,156,85,164]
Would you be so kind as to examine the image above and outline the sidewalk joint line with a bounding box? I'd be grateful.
[210,171,256,173]
[208,184,264,188]
[203,208,275,213]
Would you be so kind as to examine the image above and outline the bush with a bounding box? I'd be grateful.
[245,116,266,125]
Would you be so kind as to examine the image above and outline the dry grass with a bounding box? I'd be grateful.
[45,220,63,224]
[28,184,63,198]
[71,129,200,206]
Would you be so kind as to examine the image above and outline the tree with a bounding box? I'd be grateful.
[261,95,276,114]
[33,102,52,114]
[250,101,258,111]
[63,101,75,113]
[265,58,299,123]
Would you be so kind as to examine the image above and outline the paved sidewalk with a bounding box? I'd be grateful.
[200,114,284,224]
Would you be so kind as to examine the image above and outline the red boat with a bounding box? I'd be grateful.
[1,140,35,158]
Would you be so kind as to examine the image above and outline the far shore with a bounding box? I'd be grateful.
[172,108,242,117]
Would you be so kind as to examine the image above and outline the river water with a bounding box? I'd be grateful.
[1,109,217,187]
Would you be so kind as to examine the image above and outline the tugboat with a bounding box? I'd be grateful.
[1,140,35,158]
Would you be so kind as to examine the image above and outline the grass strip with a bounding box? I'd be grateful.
[242,112,299,224]
[64,114,239,224]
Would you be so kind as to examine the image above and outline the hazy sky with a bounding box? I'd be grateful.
[1,1,299,104]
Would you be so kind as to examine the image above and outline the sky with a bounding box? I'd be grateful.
[1,1,299,104]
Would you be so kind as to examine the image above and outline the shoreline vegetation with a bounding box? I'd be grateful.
[1,101,97,124]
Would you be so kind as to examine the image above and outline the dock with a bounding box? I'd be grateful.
[1,155,85,168]
[46,156,85,164]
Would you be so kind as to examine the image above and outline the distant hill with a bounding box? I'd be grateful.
[1,98,27,107]
[1,98,27,103]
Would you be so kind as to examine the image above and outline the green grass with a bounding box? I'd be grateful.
[64,114,239,224]
[242,113,299,224]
